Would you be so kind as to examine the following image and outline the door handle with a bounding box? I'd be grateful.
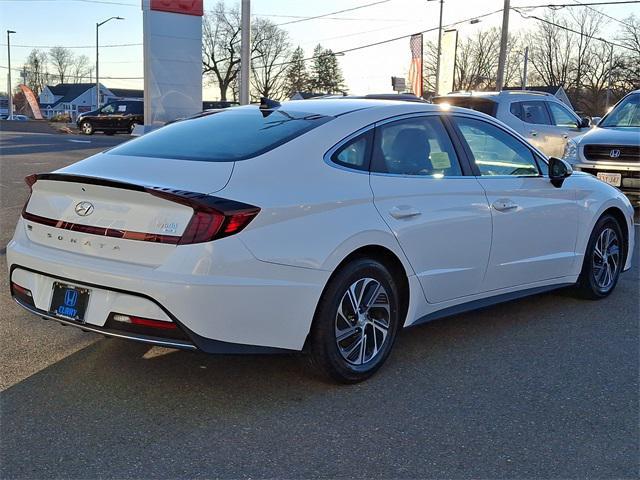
[530,130,538,137]
[389,206,422,219]
[492,200,518,212]
[562,133,569,139]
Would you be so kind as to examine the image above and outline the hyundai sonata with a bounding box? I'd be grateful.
[7,98,635,383]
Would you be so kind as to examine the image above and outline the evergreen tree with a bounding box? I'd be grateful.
[310,44,347,94]
[285,46,310,96]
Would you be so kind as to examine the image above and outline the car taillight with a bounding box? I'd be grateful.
[21,174,260,246]
[147,188,260,245]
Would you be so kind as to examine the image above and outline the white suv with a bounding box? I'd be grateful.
[434,91,592,158]
[562,90,639,204]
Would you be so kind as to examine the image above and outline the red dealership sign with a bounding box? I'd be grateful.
[149,0,203,16]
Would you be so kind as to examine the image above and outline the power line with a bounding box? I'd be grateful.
[512,7,635,50]
[569,0,635,28]
[0,42,142,49]
[276,0,394,26]
[516,0,640,6]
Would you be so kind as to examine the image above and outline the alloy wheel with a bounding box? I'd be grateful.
[335,277,391,366]
[592,227,620,291]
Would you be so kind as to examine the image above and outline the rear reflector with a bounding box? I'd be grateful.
[112,314,177,330]
[11,281,35,308]
[11,282,33,298]
[22,174,260,246]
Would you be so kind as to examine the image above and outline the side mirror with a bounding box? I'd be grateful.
[591,116,602,126]
[579,117,591,128]
[549,157,573,188]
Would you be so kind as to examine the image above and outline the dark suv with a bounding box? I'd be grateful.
[77,100,143,135]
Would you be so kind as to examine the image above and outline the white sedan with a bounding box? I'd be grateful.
[7,99,635,383]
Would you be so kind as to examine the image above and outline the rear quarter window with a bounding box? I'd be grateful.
[107,107,333,162]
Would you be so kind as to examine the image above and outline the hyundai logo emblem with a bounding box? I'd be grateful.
[75,201,94,217]
[609,149,621,158]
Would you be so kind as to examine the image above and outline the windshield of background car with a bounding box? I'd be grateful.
[107,107,333,161]
[433,97,498,117]
[600,93,640,128]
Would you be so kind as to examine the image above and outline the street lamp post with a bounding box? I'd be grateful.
[7,30,16,119]
[96,16,124,109]
[428,0,444,95]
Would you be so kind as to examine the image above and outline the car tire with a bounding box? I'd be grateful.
[129,122,138,134]
[308,257,401,383]
[79,121,94,135]
[574,214,625,300]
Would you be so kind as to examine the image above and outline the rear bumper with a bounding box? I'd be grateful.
[7,218,330,352]
[13,294,198,351]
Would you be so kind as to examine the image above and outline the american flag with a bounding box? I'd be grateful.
[407,33,423,97]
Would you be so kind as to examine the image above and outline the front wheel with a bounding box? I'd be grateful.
[79,121,93,135]
[308,258,401,383]
[575,214,624,299]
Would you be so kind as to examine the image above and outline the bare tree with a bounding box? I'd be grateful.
[202,2,242,101]
[568,8,605,108]
[250,18,291,100]
[617,14,640,89]
[529,11,573,87]
[49,46,74,84]
[23,49,50,96]
[71,54,91,83]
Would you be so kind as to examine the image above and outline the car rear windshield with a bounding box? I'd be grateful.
[433,97,498,117]
[107,107,333,162]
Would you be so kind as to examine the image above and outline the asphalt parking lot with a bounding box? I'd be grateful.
[1,128,638,479]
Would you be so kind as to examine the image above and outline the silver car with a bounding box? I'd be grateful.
[434,91,592,158]
[562,90,640,204]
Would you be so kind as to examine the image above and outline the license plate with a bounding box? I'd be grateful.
[597,172,622,187]
[49,283,91,322]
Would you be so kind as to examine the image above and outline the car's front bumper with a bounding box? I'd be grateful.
[573,162,640,198]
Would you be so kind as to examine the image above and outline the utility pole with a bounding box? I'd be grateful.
[96,16,124,109]
[605,43,613,109]
[7,30,16,118]
[240,0,251,105]
[496,0,510,91]
[428,0,444,95]
[522,46,528,90]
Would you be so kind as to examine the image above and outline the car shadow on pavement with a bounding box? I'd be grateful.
[1,282,638,479]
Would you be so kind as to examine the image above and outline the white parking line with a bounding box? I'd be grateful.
[67,139,91,144]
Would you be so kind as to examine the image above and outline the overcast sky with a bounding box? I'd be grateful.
[0,0,637,99]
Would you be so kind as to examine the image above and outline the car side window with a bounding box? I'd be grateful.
[115,102,128,113]
[101,104,115,114]
[331,132,371,171]
[371,116,462,177]
[516,101,551,125]
[547,102,578,127]
[454,117,540,177]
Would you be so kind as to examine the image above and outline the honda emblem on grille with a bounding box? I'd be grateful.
[609,149,621,158]
[75,201,94,217]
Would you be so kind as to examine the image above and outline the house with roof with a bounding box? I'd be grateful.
[503,85,573,109]
[39,84,144,120]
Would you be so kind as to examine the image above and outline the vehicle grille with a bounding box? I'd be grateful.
[583,144,640,162]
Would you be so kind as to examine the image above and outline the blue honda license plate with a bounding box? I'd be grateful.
[49,283,91,322]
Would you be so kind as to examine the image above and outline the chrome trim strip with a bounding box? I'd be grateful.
[13,297,198,351]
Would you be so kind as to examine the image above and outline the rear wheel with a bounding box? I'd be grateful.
[575,214,624,299]
[129,122,138,134]
[308,258,401,383]
[79,121,93,135]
